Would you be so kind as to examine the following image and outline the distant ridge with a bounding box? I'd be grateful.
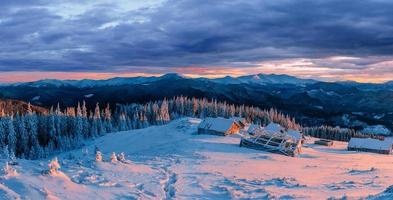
[7,73,319,88]
[4,73,393,88]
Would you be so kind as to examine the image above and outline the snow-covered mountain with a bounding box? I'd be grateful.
[12,76,160,88]
[239,73,317,85]
[0,118,391,199]
[10,73,316,88]
[9,73,188,88]
[210,73,317,86]
[1,73,392,132]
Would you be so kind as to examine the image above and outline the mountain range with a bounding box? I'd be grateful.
[0,73,392,130]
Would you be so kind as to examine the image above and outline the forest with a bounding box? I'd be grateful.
[0,96,379,159]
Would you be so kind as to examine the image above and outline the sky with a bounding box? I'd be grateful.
[1,0,393,83]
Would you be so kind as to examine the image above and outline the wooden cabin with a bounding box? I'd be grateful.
[348,138,393,155]
[240,122,303,157]
[314,139,334,146]
[231,117,247,129]
[198,117,242,136]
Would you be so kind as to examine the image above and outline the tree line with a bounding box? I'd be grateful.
[0,96,375,159]
[302,126,384,142]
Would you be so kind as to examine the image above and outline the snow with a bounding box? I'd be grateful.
[31,96,40,101]
[230,117,246,124]
[84,94,94,98]
[264,122,285,134]
[12,76,162,88]
[373,114,385,120]
[348,138,393,151]
[0,118,392,199]
[198,117,237,133]
[212,74,317,85]
[287,130,302,141]
[247,124,261,134]
[362,125,391,136]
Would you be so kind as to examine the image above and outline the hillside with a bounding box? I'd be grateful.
[0,118,391,199]
[0,99,47,115]
[0,73,392,131]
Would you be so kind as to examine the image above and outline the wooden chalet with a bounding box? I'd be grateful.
[231,117,247,129]
[348,138,393,155]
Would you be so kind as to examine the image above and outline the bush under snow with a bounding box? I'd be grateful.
[48,157,61,175]
[1,162,17,176]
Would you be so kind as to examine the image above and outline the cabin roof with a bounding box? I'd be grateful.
[198,117,238,133]
[348,138,392,151]
[287,129,302,140]
[264,122,285,134]
[231,117,246,122]
[247,124,261,134]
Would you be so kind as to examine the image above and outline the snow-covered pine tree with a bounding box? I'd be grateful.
[103,104,113,133]
[95,151,103,162]
[110,152,117,163]
[117,152,126,162]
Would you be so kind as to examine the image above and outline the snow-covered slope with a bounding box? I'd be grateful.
[9,73,316,88]
[0,118,392,199]
[239,74,317,85]
[210,73,317,86]
[12,76,161,88]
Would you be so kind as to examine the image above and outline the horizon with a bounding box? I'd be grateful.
[0,71,392,84]
[1,1,393,83]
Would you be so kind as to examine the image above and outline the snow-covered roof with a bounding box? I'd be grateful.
[198,117,238,133]
[247,124,262,134]
[287,130,302,140]
[263,122,285,134]
[231,117,246,123]
[348,138,392,151]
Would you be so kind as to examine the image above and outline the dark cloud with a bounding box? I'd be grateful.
[0,0,393,73]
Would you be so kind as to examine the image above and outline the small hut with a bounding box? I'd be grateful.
[198,117,242,136]
[348,138,392,154]
[314,139,334,146]
[231,117,247,129]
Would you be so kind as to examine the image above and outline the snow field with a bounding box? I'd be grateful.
[0,118,391,199]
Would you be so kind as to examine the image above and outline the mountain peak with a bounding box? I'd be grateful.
[160,73,185,79]
[252,75,261,80]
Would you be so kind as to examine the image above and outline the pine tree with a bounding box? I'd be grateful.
[117,152,126,162]
[95,151,103,162]
[110,152,117,163]
[103,104,113,133]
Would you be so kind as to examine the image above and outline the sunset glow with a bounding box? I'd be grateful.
[1,1,393,83]
[1,55,392,83]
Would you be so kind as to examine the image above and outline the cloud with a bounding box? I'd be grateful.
[0,0,393,82]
